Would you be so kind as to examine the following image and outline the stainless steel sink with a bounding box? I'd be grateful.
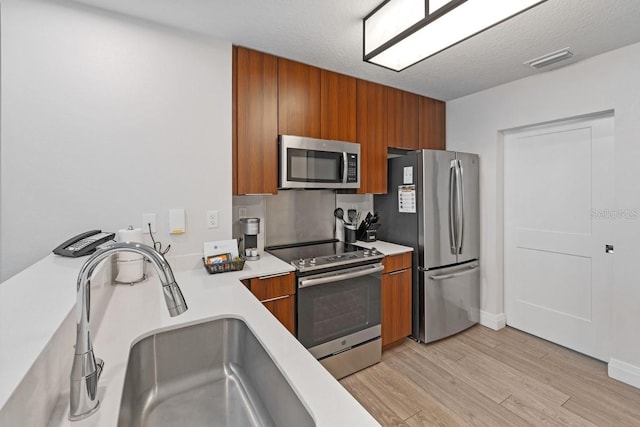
[117,317,315,427]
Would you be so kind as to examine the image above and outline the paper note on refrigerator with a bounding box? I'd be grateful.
[403,166,413,184]
[398,185,416,213]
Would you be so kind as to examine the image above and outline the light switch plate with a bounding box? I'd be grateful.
[169,209,186,234]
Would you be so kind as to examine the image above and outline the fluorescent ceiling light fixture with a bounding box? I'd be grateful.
[524,47,574,69]
[364,0,547,71]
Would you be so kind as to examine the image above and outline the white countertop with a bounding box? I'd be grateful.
[354,240,413,256]
[0,254,89,408]
[0,251,379,426]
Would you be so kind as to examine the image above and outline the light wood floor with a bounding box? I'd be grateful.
[340,325,640,426]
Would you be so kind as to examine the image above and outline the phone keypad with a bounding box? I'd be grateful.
[67,233,110,250]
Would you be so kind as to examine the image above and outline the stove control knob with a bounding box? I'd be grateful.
[363,249,371,256]
[298,258,307,266]
[309,257,317,265]
[371,247,379,255]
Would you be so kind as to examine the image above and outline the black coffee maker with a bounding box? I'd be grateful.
[239,217,260,260]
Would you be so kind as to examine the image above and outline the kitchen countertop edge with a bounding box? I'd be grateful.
[0,251,380,426]
[353,240,414,256]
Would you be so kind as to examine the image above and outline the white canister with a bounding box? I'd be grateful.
[115,226,146,284]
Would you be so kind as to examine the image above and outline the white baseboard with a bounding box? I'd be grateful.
[608,358,640,389]
[479,311,506,330]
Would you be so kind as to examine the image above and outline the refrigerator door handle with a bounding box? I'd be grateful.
[429,265,479,281]
[456,160,464,255]
[449,161,457,254]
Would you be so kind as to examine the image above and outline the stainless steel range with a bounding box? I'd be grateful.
[267,240,384,379]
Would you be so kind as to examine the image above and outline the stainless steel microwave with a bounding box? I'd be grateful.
[279,135,361,189]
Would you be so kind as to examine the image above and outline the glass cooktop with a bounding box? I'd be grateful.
[266,240,382,272]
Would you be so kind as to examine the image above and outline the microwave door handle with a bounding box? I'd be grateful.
[342,152,348,183]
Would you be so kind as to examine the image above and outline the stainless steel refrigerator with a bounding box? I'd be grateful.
[375,150,480,343]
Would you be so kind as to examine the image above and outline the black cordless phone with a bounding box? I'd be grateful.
[52,230,116,257]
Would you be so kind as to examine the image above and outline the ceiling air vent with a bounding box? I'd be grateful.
[524,47,573,69]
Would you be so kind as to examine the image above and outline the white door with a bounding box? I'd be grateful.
[504,114,614,361]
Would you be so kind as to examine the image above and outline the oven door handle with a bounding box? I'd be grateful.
[298,264,384,288]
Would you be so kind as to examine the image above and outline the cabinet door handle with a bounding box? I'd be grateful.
[388,269,409,276]
[260,294,290,303]
[257,272,291,280]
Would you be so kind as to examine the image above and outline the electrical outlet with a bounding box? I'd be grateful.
[238,207,248,218]
[206,210,219,229]
[142,213,156,233]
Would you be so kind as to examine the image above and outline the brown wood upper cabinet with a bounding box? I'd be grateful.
[278,58,321,138]
[388,87,419,150]
[233,46,279,195]
[357,80,388,194]
[321,70,357,142]
[233,46,445,195]
[278,60,357,142]
[419,96,446,150]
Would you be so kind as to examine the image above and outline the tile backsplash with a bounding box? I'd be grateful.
[232,192,373,247]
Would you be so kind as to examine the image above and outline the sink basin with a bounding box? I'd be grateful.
[117,317,315,427]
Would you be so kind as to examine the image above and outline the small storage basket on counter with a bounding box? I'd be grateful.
[202,257,246,274]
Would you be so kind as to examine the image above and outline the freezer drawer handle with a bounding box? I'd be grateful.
[429,265,479,281]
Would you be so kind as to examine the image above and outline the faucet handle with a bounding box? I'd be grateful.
[96,357,104,380]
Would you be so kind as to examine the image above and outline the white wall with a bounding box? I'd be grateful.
[0,0,232,281]
[447,41,640,385]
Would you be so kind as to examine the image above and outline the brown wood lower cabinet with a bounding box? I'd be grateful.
[381,252,412,349]
[242,272,296,334]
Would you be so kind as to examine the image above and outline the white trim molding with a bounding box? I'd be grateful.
[608,358,640,389]
[479,311,506,330]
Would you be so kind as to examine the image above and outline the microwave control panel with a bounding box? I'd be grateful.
[347,154,358,183]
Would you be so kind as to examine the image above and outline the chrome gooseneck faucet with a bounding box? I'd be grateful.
[69,242,188,421]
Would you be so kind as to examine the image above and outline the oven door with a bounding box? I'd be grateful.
[297,263,383,359]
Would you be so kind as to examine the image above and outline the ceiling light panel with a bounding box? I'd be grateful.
[364,0,426,56]
[428,0,451,14]
[365,0,547,71]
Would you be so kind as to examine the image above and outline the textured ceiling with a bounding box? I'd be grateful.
[72,0,640,101]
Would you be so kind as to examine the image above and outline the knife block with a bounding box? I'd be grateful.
[362,229,377,242]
